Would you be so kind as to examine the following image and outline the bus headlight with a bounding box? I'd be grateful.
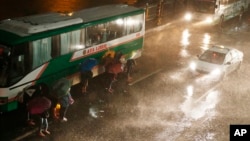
[184,13,192,21]
[205,17,213,23]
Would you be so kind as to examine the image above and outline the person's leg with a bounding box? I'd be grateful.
[44,118,50,134]
[108,75,116,93]
[60,106,68,122]
[39,118,45,136]
[59,107,66,119]
[82,79,88,93]
[27,112,35,125]
[127,66,133,81]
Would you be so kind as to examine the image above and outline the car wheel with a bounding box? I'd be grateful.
[236,61,242,70]
[234,61,242,76]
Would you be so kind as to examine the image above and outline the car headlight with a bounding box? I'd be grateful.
[211,68,221,75]
[205,17,213,23]
[184,13,192,21]
[189,62,196,71]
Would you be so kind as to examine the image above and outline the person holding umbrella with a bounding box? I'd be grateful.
[81,71,93,94]
[52,78,74,122]
[27,96,52,137]
[58,88,74,122]
[80,58,97,94]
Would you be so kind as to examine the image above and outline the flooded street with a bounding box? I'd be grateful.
[10,13,250,141]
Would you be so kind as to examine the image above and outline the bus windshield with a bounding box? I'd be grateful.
[0,45,10,86]
[193,0,216,14]
[0,44,28,87]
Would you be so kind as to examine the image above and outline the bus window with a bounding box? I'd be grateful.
[126,14,143,35]
[31,38,52,69]
[60,33,71,54]
[85,17,144,46]
[86,25,103,46]
[80,28,86,48]
[60,30,83,54]
[106,18,125,41]
[70,30,82,50]
[52,35,60,58]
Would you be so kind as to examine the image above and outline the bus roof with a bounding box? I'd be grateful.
[0,4,144,46]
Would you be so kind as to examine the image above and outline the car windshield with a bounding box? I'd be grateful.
[193,0,216,14]
[199,50,226,65]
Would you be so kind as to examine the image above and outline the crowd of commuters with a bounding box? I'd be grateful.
[21,51,136,137]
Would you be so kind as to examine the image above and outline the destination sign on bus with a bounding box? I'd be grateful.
[83,44,108,56]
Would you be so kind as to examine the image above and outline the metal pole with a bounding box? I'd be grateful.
[157,0,164,25]
[145,3,149,21]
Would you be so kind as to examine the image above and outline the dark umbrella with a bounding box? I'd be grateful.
[80,58,98,72]
[52,78,71,98]
[108,63,123,74]
[27,97,51,115]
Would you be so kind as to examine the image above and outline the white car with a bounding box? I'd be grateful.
[189,45,243,80]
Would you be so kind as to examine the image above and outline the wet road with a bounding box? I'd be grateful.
[1,4,250,141]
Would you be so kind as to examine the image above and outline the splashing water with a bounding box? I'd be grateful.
[180,90,219,120]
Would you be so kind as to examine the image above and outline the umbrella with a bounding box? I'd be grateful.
[27,97,51,115]
[80,58,98,72]
[52,78,71,98]
[108,63,123,74]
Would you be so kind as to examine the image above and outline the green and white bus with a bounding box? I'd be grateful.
[183,0,250,25]
[0,4,145,112]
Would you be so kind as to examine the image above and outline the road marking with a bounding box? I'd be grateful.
[12,121,53,141]
[12,128,38,141]
[128,69,162,86]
